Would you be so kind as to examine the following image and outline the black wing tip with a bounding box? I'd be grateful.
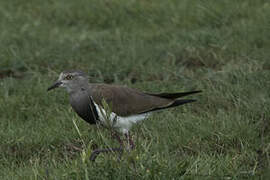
[188,90,202,94]
[173,99,197,106]
[147,90,202,99]
[139,99,197,114]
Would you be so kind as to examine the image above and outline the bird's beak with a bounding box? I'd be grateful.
[47,81,62,91]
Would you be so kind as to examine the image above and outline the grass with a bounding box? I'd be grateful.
[0,0,270,179]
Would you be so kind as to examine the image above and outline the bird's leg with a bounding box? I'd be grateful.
[90,124,124,162]
[99,123,124,146]
[90,132,135,162]
[125,132,135,150]
[111,130,124,147]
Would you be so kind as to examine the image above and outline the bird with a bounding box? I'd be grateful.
[47,70,201,161]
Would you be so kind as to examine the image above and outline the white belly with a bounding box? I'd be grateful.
[93,103,150,134]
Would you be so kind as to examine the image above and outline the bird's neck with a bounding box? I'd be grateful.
[67,83,91,95]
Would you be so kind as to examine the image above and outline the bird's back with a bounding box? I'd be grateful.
[90,83,174,117]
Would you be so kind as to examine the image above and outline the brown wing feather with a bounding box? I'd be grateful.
[90,84,173,116]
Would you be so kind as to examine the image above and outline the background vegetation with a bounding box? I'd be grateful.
[0,0,269,179]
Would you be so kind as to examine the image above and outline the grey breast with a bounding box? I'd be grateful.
[69,88,99,124]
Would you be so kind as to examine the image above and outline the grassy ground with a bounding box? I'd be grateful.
[0,0,270,179]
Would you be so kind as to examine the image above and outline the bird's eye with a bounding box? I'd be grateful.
[65,75,73,80]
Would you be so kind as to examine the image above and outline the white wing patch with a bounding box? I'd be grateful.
[93,102,149,134]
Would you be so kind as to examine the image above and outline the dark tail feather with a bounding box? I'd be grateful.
[147,90,202,99]
[140,99,196,114]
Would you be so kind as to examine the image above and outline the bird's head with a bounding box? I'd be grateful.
[47,70,88,93]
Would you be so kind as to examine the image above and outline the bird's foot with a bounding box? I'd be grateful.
[90,147,123,162]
